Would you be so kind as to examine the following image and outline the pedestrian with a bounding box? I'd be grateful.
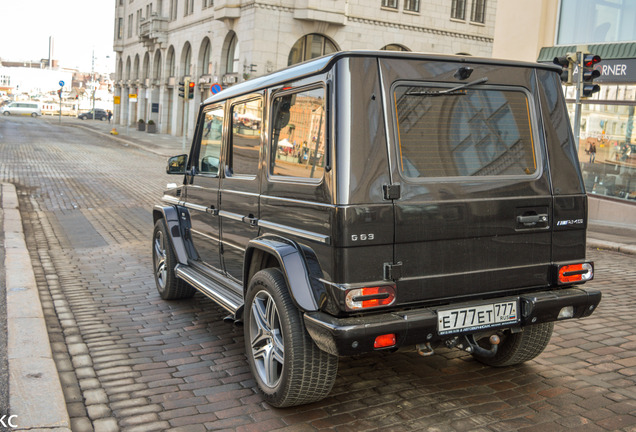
[588,142,596,163]
[107,110,113,124]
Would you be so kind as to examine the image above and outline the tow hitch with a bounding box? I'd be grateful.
[446,334,500,358]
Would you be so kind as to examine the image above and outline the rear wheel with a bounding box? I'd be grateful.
[3,112,9,116]
[244,268,338,407]
[31,112,38,117]
[472,322,554,367]
[152,219,195,300]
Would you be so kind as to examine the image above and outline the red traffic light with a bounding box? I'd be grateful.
[188,82,195,89]
[583,54,601,67]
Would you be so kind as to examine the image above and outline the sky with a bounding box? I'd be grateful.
[1,0,116,74]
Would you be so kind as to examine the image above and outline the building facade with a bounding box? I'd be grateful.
[493,0,636,225]
[113,0,497,139]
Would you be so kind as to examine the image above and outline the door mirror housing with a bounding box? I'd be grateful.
[166,154,188,175]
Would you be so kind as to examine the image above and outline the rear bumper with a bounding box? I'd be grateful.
[303,287,601,356]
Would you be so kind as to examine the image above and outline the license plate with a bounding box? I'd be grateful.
[437,300,519,335]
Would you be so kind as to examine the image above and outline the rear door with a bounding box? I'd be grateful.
[218,94,263,283]
[381,59,553,305]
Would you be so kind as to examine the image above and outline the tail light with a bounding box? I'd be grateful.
[556,262,594,284]
[374,333,397,349]
[345,285,396,311]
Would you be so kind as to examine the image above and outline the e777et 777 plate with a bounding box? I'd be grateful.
[437,300,519,336]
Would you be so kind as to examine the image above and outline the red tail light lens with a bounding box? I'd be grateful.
[345,286,396,310]
[558,263,593,284]
[374,333,397,349]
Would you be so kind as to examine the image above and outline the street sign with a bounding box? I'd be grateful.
[210,83,222,94]
[114,96,121,105]
[59,80,65,87]
[129,94,137,101]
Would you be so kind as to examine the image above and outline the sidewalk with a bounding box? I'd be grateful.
[42,116,187,158]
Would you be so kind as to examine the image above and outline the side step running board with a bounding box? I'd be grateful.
[175,265,243,314]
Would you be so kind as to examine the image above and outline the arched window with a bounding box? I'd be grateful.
[288,34,338,66]
[133,54,140,79]
[153,49,162,80]
[226,33,240,74]
[182,43,192,76]
[142,52,150,79]
[167,46,176,77]
[200,38,211,75]
[381,44,410,52]
[125,57,132,80]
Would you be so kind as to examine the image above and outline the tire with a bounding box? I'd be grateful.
[79,116,85,120]
[100,117,106,121]
[31,112,37,117]
[3,112,10,116]
[152,219,195,300]
[472,322,554,367]
[244,268,338,407]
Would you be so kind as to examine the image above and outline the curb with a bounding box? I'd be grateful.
[2,183,71,431]
[587,238,636,255]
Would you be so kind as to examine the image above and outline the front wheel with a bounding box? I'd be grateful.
[3,112,10,116]
[244,268,338,407]
[152,219,195,300]
[472,322,554,367]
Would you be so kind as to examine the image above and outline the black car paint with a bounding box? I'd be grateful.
[154,51,600,356]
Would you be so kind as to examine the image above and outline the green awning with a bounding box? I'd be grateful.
[538,42,636,62]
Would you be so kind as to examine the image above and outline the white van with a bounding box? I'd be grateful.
[1,102,42,117]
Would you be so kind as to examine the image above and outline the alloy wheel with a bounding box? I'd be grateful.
[249,290,284,388]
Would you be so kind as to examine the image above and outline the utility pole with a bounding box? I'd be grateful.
[91,50,96,120]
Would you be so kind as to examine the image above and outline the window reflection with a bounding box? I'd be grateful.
[271,87,326,180]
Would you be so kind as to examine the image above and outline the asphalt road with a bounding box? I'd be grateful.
[1,116,635,431]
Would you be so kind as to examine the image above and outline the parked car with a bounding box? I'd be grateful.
[78,108,107,120]
[1,102,42,117]
[152,51,601,407]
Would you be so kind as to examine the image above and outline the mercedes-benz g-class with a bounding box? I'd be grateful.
[152,51,601,407]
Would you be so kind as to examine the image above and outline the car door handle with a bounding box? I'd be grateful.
[242,215,259,227]
[517,214,548,226]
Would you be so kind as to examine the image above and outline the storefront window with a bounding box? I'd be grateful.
[558,0,636,45]
[567,86,636,202]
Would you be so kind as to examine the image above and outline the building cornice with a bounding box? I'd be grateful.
[346,16,493,43]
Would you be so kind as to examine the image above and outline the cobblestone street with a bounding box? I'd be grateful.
[1,117,635,431]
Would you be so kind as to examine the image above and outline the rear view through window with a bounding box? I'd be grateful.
[394,85,537,178]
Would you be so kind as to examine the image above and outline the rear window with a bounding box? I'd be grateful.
[393,84,537,178]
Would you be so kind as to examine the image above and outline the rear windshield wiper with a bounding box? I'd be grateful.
[406,77,489,96]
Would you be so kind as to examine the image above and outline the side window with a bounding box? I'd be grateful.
[198,106,224,175]
[270,87,326,180]
[229,98,262,177]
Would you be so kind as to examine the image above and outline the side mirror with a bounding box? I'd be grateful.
[166,154,187,175]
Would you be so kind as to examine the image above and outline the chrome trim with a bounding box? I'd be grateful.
[221,188,259,198]
[190,228,220,243]
[182,201,209,213]
[259,194,335,209]
[161,195,180,205]
[218,210,245,222]
[175,265,242,313]
[258,219,331,244]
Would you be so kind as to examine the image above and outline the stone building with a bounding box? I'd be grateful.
[113,0,497,137]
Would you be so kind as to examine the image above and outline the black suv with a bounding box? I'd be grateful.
[152,51,601,407]
[78,108,107,120]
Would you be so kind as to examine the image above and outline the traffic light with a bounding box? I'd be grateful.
[581,54,601,98]
[178,80,186,98]
[188,81,195,99]
[553,52,577,85]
